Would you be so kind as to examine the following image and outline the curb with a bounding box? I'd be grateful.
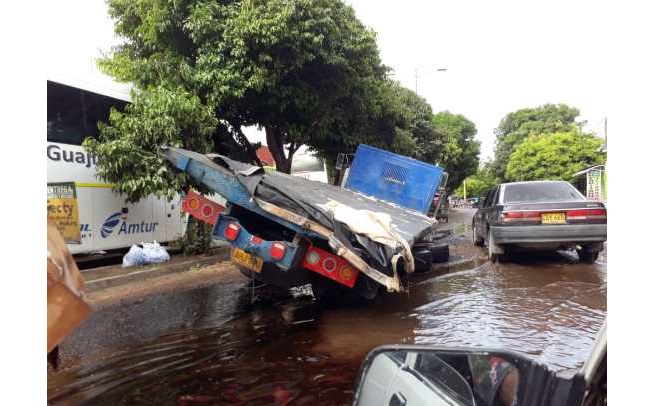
[83,245,232,293]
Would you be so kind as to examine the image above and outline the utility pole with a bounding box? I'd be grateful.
[463,180,467,201]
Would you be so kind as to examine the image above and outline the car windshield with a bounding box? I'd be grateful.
[503,182,585,203]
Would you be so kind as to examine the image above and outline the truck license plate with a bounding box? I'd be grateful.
[541,212,566,224]
[231,248,263,273]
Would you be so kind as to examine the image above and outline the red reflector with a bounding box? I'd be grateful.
[224,223,240,241]
[251,236,263,245]
[322,257,337,272]
[270,242,287,261]
[201,204,213,217]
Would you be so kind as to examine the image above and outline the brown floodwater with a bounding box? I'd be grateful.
[48,250,606,406]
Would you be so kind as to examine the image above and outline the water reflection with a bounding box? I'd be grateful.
[48,253,606,405]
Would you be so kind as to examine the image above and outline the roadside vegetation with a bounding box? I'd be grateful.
[83,0,483,252]
[456,103,607,198]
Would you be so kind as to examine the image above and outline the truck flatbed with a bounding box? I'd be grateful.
[162,146,446,298]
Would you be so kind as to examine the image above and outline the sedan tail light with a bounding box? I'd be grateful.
[501,211,541,223]
[567,208,607,220]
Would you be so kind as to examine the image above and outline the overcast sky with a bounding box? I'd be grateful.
[48,0,614,160]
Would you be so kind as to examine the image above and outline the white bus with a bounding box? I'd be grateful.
[47,76,184,255]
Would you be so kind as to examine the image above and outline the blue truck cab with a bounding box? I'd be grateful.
[345,144,446,215]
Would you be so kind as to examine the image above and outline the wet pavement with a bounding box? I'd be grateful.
[48,209,606,405]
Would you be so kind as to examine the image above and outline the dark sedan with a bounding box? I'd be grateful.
[472,181,607,263]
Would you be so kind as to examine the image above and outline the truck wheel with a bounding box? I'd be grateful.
[311,274,340,305]
[431,243,450,263]
[577,246,600,263]
[473,222,485,246]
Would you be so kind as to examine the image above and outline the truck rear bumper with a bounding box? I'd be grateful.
[492,224,607,245]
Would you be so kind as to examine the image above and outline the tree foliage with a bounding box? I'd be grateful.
[87,0,393,201]
[431,112,480,193]
[372,87,481,193]
[505,130,605,182]
[492,104,580,181]
[453,165,498,198]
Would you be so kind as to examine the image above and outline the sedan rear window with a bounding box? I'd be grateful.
[503,182,585,203]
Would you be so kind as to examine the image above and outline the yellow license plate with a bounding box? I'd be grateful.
[541,212,566,224]
[231,248,263,273]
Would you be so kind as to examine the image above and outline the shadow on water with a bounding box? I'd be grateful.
[49,250,606,405]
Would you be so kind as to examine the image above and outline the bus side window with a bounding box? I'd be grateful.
[47,81,128,146]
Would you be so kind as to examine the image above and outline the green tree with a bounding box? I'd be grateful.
[87,0,392,198]
[431,111,480,193]
[453,165,498,198]
[367,86,481,193]
[505,130,605,182]
[492,104,580,180]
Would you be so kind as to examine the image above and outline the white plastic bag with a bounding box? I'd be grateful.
[142,241,170,264]
[122,244,145,268]
[122,241,170,268]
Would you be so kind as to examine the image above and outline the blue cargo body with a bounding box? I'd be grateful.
[345,144,444,214]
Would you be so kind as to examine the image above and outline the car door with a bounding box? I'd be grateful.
[485,185,503,230]
[476,187,497,240]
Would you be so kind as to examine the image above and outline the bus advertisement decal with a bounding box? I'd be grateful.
[47,182,81,244]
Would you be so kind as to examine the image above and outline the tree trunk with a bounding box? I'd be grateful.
[266,126,290,173]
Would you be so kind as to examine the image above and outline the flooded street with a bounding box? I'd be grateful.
[48,210,606,405]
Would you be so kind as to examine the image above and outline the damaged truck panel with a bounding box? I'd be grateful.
[161,145,447,300]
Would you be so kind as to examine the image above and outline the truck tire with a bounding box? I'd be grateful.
[431,243,450,263]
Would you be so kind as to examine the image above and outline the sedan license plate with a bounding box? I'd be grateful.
[541,212,566,224]
[231,248,263,273]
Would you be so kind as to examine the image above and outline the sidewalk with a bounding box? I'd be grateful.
[81,244,239,309]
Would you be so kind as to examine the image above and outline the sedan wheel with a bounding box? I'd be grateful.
[472,222,484,246]
[488,231,502,263]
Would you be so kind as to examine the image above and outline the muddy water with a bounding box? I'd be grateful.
[48,252,606,405]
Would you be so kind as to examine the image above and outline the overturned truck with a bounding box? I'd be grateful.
[163,144,449,301]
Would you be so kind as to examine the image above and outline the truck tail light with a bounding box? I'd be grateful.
[182,191,225,225]
[185,197,200,210]
[339,266,354,281]
[306,250,320,265]
[270,242,287,261]
[224,223,241,241]
[201,204,213,218]
[322,257,337,273]
[302,247,359,288]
